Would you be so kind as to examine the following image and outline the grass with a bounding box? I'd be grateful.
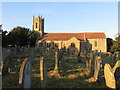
[2,48,116,88]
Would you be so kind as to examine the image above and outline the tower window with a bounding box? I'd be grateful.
[95,41,97,47]
[35,23,38,28]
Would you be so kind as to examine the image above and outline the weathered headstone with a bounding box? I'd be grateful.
[85,54,102,82]
[2,49,16,75]
[0,61,3,75]
[40,56,47,87]
[54,51,59,70]
[104,60,120,89]
[48,51,61,78]
[93,55,102,81]
[19,58,32,88]
[113,52,117,61]
[88,52,93,71]
[118,51,120,60]
[19,48,24,61]
[112,60,120,73]
[104,64,116,89]
[114,67,120,88]
[77,51,82,63]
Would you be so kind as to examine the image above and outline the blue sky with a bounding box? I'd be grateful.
[2,2,118,39]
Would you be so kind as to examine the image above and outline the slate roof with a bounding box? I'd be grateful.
[39,32,106,41]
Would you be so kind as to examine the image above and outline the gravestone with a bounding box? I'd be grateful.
[85,54,102,82]
[112,60,120,73]
[48,51,61,78]
[104,60,120,89]
[40,56,47,87]
[2,49,15,76]
[93,55,102,81]
[114,67,120,88]
[19,48,24,61]
[104,64,116,89]
[53,51,61,77]
[118,51,120,60]
[58,49,64,62]
[19,58,32,88]
[113,52,117,61]
[77,51,82,63]
[88,52,93,72]
[0,61,3,75]
[54,51,59,70]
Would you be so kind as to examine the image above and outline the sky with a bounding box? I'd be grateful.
[1,2,118,39]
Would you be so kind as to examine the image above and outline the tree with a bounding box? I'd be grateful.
[7,26,30,47]
[110,35,120,53]
[2,30,8,47]
[107,38,113,52]
[28,31,40,47]
[6,26,40,47]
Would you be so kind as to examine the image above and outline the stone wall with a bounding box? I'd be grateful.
[38,37,80,51]
[87,38,107,52]
[37,37,107,53]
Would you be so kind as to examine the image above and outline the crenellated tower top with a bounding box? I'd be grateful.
[32,15,44,37]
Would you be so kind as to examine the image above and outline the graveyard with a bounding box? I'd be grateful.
[1,2,120,89]
[2,46,120,88]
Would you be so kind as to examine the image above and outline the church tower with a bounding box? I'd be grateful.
[32,16,44,37]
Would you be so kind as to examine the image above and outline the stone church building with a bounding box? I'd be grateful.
[33,16,107,52]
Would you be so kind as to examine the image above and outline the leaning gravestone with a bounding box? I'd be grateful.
[104,64,116,89]
[104,60,120,89]
[19,58,32,88]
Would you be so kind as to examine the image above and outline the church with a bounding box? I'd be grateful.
[33,16,107,53]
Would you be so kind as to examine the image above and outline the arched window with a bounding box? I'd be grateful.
[95,41,97,47]
[71,43,75,47]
